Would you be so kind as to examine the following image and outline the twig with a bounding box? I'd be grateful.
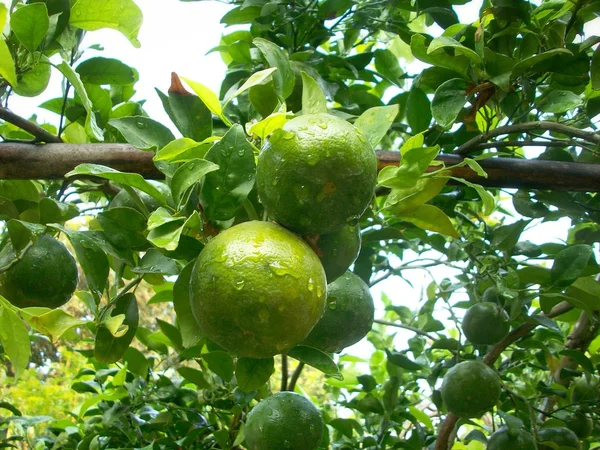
[471,140,582,150]
[374,319,437,341]
[0,107,62,143]
[453,121,600,155]
[281,354,288,391]
[435,301,573,450]
[287,362,305,392]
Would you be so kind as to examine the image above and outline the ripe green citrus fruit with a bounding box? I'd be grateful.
[302,271,374,353]
[564,410,593,438]
[189,221,327,358]
[256,113,378,234]
[538,427,581,450]
[313,224,361,283]
[487,427,536,450]
[571,376,599,404]
[462,302,510,345]
[0,235,78,309]
[109,181,170,213]
[440,360,501,418]
[245,392,323,450]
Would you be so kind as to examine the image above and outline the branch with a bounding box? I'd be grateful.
[374,319,437,341]
[453,122,600,156]
[435,301,573,450]
[0,107,62,143]
[281,354,288,391]
[470,140,582,150]
[287,362,305,392]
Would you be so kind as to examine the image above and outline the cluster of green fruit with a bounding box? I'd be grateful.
[190,113,378,450]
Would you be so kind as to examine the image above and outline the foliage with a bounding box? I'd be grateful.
[0,0,599,449]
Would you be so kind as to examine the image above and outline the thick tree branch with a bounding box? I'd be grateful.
[453,121,600,156]
[435,301,573,450]
[0,107,62,143]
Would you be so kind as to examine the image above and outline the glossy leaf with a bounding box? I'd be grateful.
[178,367,210,389]
[354,105,399,148]
[398,204,459,238]
[10,3,49,52]
[171,158,219,207]
[22,308,86,341]
[109,116,175,150]
[0,306,30,379]
[95,293,139,363]
[203,351,234,382]
[301,71,328,114]
[254,38,295,98]
[288,345,342,378]
[235,357,275,392]
[76,57,135,85]
[431,78,468,128]
[551,245,594,287]
[173,262,203,348]
[69,0,143,47]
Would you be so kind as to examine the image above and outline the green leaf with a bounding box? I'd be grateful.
[109,116,175,150]
[51,225,109,301]
[157,319,183,351]
[154,137,218,162]
[354,105,399,148]
[378,145,440,189]
[491,220,529,253]
[431,78,468,128]
[220,5,261,25]
[384,175,449,214]
[181,77,225,123]
[10,3,49,52]
[300,71,327,114]
[411,34,469,78]
[103,314,127,337]
[0,3,6,30]
[463,158,488,178]
[0,39,17,87]
[39,198,79,225]
[200,124,256,222]
[69,0,143,48]
[157,84,212,141]
[7,220,45,252]
[566,277,600,311]
[178,366,210,389]
[133,249,178,275]
[97,207,147,249]
[94,293,139,363]
[21,308,86,341]
[374,48,403,85]
[406,87,432,133]
[428,36,483,65]
[203,351,234,382]
[171,159,219,207]
[398,204,459,238]
[451,177,495,215]
[0,197,18,220]
[55,61,103,140]
[592,46,600,90]
[0,306,30,379]
[66,164,168,205]
[386,349,422,371]
[561,349,595,374]
[235,357,275,392]
[224,67,277,107]
[551,245,594,287]
[254,38,295,99]
[173,262,203,348]
[75,57,135,85]
[248,112,290,140]
[288,346,342,378]
[512,48,572,76]
[537,90,583,114]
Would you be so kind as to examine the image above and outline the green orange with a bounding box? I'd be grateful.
[245,392,323,450]
[538,427,581,450]
[462,302,510,345]
[0,235,78,309]
[487,427,536,450]
[440,360,501,418]
[256,113,377,234]
[302,271,374,353]
[189,221,327,358]
[313,224,361,283]
[565,410,594,438]
[571,376,599,404]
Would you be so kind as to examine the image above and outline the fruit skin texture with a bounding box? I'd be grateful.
[571,376,599,404]
[538,427,581,450]
[245,392,323,450]
[462,302,510,345]
[564,410,593,438]
[487,427,536,450]
[189,221,327,358]
[440,360,501,418]
[0,235,78,309]
[302,271,374,353]
[256,113,377,234]
[314,224,361,283]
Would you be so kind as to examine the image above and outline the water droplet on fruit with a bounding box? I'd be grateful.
[258,309,270,321]
[328,301,337,310]
[357,133,366,143]
[317,120,328,130]
[234,280,245,290]
[307,278,314,292]
[293,184,310,203]
[306,153,318,166]
[281,131,295,140]
[271,177,279,186]
[316,284,323,298]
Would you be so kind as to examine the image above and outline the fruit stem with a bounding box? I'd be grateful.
[281,354,288,391]
[287,362,305,391]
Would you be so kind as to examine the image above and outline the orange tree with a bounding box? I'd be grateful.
[1,0,600,449]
